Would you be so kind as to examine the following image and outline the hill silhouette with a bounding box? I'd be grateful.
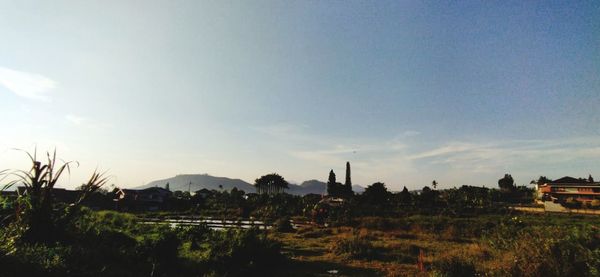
[140,174,364,195]
[140,174,254,192]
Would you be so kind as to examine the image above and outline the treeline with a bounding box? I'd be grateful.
[144,180,534,227]
[0,151,287,277]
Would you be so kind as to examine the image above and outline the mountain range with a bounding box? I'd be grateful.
[139,174,365,195]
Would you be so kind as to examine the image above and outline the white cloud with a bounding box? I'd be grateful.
[0,66,57,101]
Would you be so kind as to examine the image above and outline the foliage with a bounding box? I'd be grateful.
[255,173,289,194]
[330,230,377,260]
[3,150,108,243]
[274,216,294,232]
[325,168,352,198]
[508,226,600,276]
[362,182,390,206]
[498,173,515,191]
[204,228,284,275]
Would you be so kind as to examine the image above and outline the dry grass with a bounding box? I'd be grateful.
[271,215,600,276]
[272,224,478,276]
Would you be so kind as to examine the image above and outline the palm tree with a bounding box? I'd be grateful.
[255,173,289,194]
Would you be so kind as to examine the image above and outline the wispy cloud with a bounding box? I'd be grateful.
[256,123,600,188]
[409,137,600,174]
[0,66,57,101]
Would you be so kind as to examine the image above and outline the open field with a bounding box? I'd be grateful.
[270,214,600,276]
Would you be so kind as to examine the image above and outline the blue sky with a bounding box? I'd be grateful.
[1,1,599,190]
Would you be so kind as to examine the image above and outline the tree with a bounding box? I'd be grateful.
[530,176,551,186]
[255,173,289,195]
[498,174,515,191]
[344,162,352,194]
[362,182,390,205]
[327,170,337,196]
[419,186,436,207]
[432,180,438,190]
[165,182,170,191]
[588,174,595,183]
[399,186,412,205]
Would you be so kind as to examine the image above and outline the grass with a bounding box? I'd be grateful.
[270,213,600,277]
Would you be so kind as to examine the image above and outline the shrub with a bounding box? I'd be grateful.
[274,216,294,233]
[136,230,181,276]
[509,226,600,276]
[330,231,377,260]
[0,243,71,277]
[177,224,210,250]
[205,228,284,275]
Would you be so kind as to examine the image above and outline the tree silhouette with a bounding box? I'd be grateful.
[343,162,353,196]
[255,173,289,194]
[165,182,170,191]
[498,174,515,191]
[327,170,337,196]
[345,162,352,186]
[530,176,551,186]
[432,180,438,190]
[399,186,412,205]
[419,186,436,207]
[362,182,391,205]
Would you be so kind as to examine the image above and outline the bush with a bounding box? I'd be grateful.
[205,228,285,275]
[177,224,210,250]
[274,216,294,233]
[509,226,600,276]
[330,231,377,260]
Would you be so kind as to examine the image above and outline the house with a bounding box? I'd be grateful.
[537,176,600,203]
[194,188,213,199]
[114,187,172,211]
[16,187,80,203]
[14,187,113,210]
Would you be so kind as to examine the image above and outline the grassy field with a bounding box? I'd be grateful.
[270,213,600,276]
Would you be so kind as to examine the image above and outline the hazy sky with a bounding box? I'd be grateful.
[1,1,599,190]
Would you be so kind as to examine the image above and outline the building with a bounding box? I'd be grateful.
[194,188,213,199]
[13,187,112,209]
[114,187,172,211]
[537,176,600,203]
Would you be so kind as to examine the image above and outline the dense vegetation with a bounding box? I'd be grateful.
[0,151,285,277]
[1,152,599,276]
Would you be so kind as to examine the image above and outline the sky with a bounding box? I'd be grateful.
[1,1,599,190]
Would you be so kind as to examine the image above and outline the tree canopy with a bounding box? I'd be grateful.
[255,173,289,194]
[498,174,515,191]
